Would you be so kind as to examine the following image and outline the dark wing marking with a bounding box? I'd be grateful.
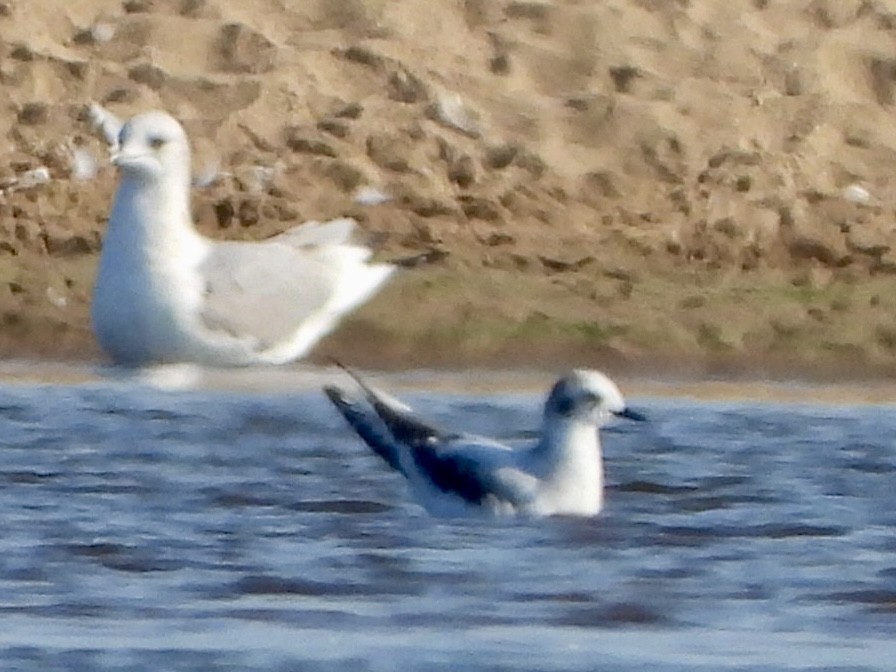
[410,443,493,505]
[332,361,454,449]
[328,363,492,505]
[324,385,405,474]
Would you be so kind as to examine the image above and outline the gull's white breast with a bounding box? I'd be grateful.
[92,179,210,364]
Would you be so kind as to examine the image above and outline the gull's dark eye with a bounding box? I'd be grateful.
[148,136,165,150]
[581,391,601,407]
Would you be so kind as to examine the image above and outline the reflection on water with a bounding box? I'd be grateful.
[1,363,895,670]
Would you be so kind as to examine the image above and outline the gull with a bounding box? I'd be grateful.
[88,102,123,151]
[91,110,394,366]
[324,366,645,517]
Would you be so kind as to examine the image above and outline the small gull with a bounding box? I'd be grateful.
[91,110,395,366]
[88,102,123,150]
[324,365,645,517]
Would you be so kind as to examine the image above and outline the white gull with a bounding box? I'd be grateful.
[91,110,394,366]
[324,366,645,517]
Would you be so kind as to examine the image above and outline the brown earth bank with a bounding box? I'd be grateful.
[4,0,896,380]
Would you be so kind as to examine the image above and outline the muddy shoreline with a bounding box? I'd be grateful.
[3,312,896,386]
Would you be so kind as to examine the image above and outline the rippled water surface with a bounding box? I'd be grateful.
[1,365,895,671]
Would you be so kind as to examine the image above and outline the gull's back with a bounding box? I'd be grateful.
[401,435,541,516]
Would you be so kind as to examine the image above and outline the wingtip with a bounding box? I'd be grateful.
[327,358,371,396]
[389,248,449,269]
[322,380,407,474]
[327,356,348,373]
[322,384,345,405]
[323,383,363,422]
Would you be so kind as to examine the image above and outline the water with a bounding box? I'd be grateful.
[1,366,895,671]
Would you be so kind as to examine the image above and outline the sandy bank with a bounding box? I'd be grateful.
[2,1,896,379]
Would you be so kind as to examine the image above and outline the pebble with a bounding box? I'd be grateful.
[843,184,871,204]
[431,92,482,137]
[354,186,391,206]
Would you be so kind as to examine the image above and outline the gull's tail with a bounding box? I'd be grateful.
[259,221,395,364]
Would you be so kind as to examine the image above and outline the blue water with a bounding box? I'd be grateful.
[1,368,895,671]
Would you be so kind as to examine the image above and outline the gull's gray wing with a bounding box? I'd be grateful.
[409,439,501,505]
[326,364,510,506]
[325,382,497,505]
[199,239,338,350]
[270,218,355,247]
[333,362,456,449]
[324,385,408,474]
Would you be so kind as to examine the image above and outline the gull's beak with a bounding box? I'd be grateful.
[613,407,647,422]
[111,148,149,168]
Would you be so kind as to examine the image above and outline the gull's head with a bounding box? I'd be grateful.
[111,111,190,181]
[544,369,645,426]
